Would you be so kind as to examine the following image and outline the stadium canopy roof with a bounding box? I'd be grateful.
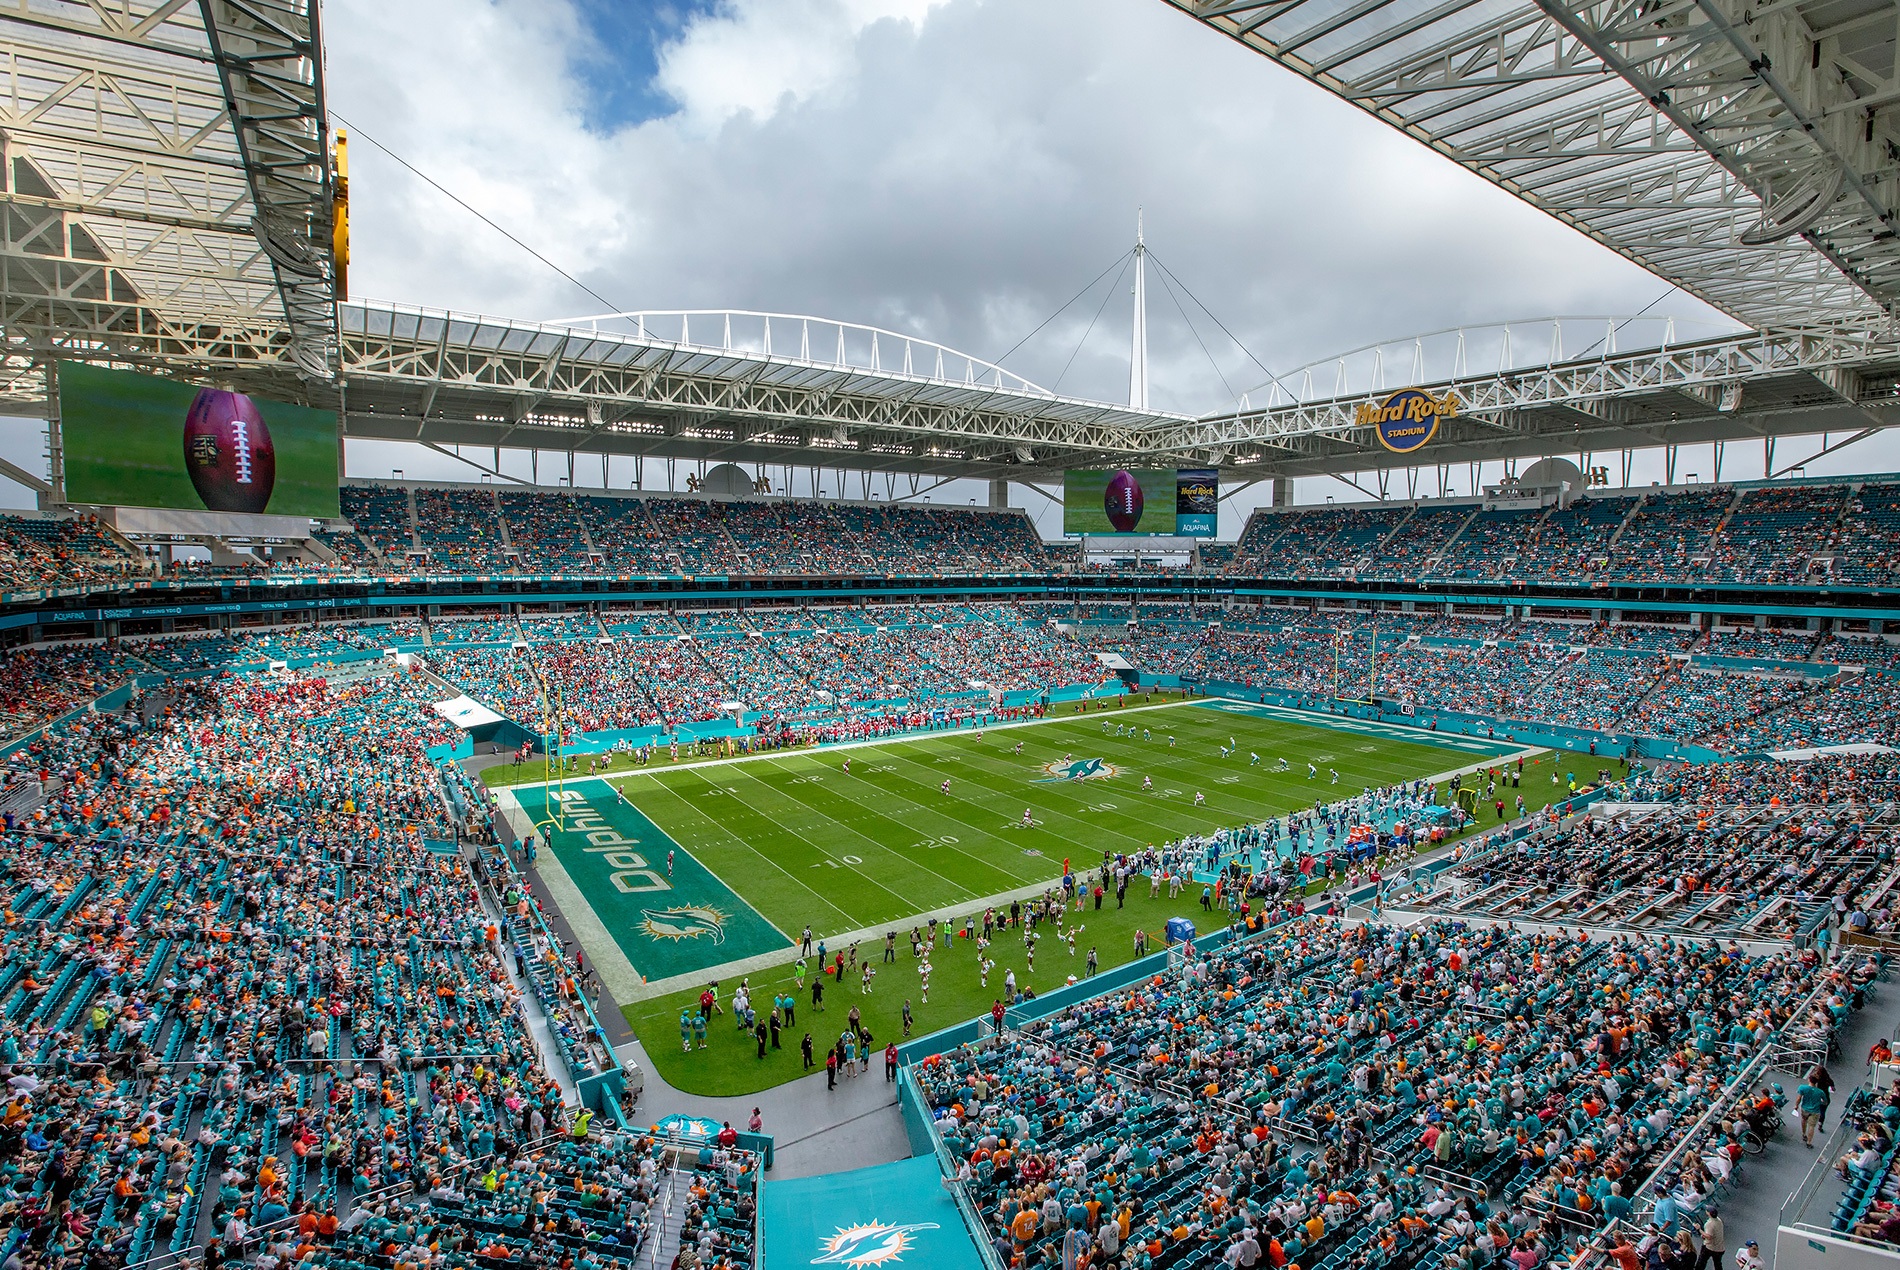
[334,302,1193,482]
[7,0,1900,487]
[1159,0,1900,332]
[0,0,334,402]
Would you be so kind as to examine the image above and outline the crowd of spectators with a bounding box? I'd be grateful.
[339,487,415,563]
[1832,484,1900,585]
[413,490,512,573]
[1700,628,1823,662]
[0,642,142,736]
[1701,671,1900,754]
[498,492,597,573]
[1512,496,1634,580]
[0,657,760,1269]
[7,477,1900,593]
[0,670,513,1260]
[1216,481,1888,587]
[1064,609,1861,751]
[1705,486,1847,585]
[427,604,1109,735]
[1633,753,1900,808]
[916,914,1877,1270]
[1413,795,1896,943]
[328,488,1051,578]
[0,515,147,594]
[80,599,1894,757]
[1619,666,1818,742]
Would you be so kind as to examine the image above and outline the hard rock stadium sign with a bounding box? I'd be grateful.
[1355,389,1460,454]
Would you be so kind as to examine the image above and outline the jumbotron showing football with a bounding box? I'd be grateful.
[183,388,276,514]
[1104,469,1144,532]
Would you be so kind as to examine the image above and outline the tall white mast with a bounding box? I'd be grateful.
[1129,208,1149,410]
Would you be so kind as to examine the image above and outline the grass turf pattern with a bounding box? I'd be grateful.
[618,724,1603,1097]
[608,698,1512,939]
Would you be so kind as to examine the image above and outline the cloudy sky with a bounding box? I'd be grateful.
[2,0,1887,529]
[329,0,1728,418]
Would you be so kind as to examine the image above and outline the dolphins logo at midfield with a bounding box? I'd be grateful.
[810,1221,940,1267]
[638,905,729,943]
[1035,757,1116,783]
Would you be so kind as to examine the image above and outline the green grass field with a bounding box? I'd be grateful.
[570,699,1592,1096]
[604,698,1512,937]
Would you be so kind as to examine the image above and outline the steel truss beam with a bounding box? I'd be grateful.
[197,0,333,378]
[1161,0,1900,327]
[0,0,330,399]
[4,299,1899,479]
[1168,321,1900,476]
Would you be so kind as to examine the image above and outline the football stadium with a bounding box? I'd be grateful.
[11,3,1900,1270]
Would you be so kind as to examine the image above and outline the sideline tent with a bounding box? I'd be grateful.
[431,694,507,746]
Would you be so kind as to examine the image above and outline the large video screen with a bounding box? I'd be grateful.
[1063,468,1218,537]
[59,361,341,518]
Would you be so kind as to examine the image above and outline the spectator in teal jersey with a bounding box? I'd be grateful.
[1799,1079,1831,1146]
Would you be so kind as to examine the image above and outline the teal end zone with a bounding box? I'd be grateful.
[762,1154,987,1270]
[514,779,791,981]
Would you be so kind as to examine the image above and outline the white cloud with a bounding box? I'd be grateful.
[653,0,944,130]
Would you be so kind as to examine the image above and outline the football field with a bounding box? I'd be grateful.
[503,696,1570,1096]
[602,697,1512,940]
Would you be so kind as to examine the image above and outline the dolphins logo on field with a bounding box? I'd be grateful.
[638,905,729,943]
[811,1221,940,1266]
[1036,757,1116,782]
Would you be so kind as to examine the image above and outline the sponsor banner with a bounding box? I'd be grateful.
[1355,388,1458,453]
[762,1155,983,1270]
[513,779,788,982]
[1175,467,1219,537]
